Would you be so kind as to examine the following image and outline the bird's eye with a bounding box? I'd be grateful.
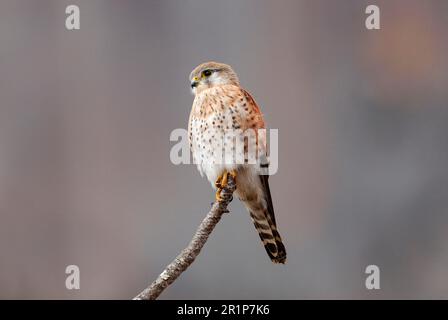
[202,69,212,77]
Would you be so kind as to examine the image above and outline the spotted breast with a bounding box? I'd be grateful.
[188,84,265,186]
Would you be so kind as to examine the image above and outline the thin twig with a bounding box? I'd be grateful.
[133,175,236,300]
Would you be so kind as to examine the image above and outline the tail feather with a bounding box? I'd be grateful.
[250,210,287,264]
[237,168,286,264]
[246,174,286,264]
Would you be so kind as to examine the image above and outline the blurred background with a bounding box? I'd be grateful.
[0,0,447,299]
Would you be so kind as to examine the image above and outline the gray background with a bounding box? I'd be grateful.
[0,0,447,299]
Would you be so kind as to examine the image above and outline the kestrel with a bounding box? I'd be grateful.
[188,61,286,264]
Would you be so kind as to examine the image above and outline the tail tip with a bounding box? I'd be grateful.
[272,255,287,264]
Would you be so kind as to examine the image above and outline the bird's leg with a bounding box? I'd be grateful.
[221,170,237,188]
[215,170,237,202]
[215,173,224,202]
[220,171,229,189]
[215,173,224,189]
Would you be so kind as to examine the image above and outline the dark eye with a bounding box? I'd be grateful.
[202,69,212,77]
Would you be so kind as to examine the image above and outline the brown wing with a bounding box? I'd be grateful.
[237,89,287,263]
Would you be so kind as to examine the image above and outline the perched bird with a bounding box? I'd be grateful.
[188,61,286,264]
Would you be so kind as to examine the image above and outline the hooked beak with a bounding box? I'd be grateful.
[190,76,199,89]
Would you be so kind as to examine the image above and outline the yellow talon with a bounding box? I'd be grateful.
[220,170,237,189]
[221,171,229,188]
[215,188,223,202]
[215,173,224,189]
[215,170,238,203]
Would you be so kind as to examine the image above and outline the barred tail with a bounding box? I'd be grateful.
[250,209,287,264]
[244,174,286,264]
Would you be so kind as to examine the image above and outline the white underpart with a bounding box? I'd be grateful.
[191,116,245,187]
[189,86,265,188]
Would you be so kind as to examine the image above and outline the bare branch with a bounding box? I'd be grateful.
[133,175,236,300]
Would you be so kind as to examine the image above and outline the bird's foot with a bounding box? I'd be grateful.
[220,170,237,189]
[215,172,224,202]
[215,188,234,203]
[215,188,223,202]
[215,170,237,203]
[215,173,224,189]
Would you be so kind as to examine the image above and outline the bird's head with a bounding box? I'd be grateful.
[189,61,240,95]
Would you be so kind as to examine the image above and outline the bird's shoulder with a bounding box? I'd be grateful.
[191,85,261,118]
